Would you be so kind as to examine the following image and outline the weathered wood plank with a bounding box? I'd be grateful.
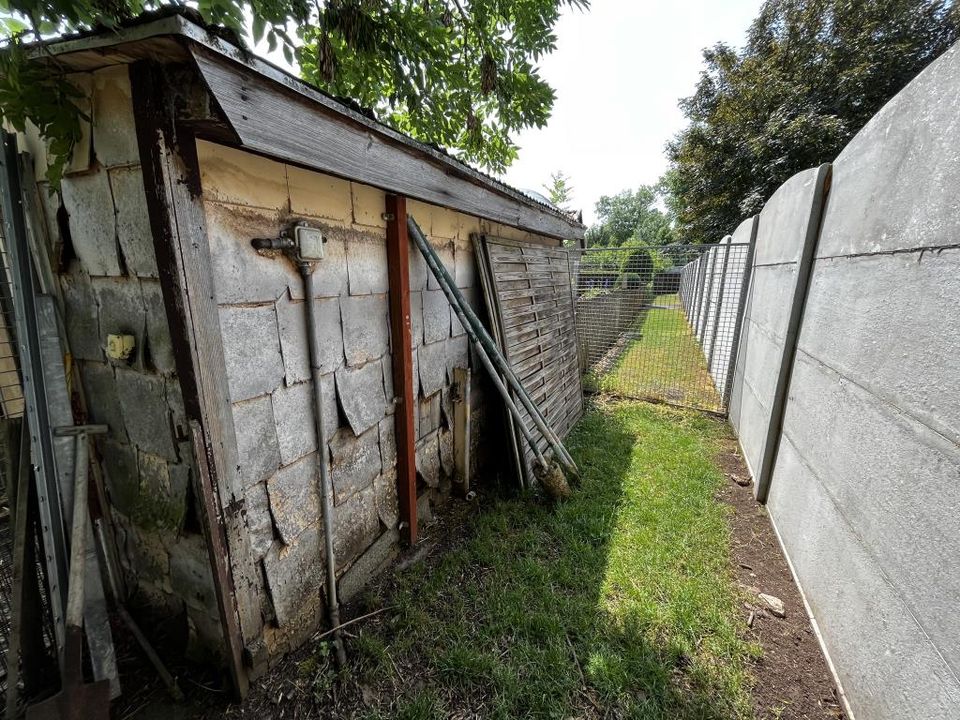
[190,48,582,242]
[131,61,254,697]
[480,235,583,481]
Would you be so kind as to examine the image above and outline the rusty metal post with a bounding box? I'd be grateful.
[384,196,418,545]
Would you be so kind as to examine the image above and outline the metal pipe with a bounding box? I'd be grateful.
[300,264,347,666]
[406,217,578,476]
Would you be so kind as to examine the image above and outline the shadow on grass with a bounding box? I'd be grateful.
[303,401,752,719]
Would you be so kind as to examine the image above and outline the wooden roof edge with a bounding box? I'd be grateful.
[35,13,586,240]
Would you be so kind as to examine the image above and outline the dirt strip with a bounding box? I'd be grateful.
[716,438,847,720]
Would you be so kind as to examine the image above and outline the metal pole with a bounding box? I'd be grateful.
[301,266,346,666]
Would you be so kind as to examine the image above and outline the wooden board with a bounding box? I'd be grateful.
[477,236,583,482]
[190,47,583,242]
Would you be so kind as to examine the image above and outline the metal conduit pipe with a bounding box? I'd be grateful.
[252,233,345,666]
[300,264,347,667]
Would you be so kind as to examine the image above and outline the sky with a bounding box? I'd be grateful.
[253,0,763,226]
[501,0,763,224]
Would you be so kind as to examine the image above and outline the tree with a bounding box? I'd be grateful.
[585,186,674,248]
[665,0,960,244]
[543,171,574,210]
[0,0,588,184]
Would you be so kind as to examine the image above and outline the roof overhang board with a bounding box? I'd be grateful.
[36,13,583,240]
[189,46,582,240]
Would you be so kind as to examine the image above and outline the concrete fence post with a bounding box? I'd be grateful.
[698,246,719,343]
[721,217,758,411]
[755,163,832,503]
[707,237,733,372]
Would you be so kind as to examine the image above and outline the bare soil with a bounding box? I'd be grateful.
[715,438,847,720]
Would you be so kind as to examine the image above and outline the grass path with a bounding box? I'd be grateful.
[291,401,757,719]
[595,294,723,412]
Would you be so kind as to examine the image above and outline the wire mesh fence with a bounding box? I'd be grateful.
[0,202,58,710]
[0,215,26,705]
[572,241,752,414]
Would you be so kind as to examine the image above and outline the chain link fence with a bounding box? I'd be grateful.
[573,241,752,414]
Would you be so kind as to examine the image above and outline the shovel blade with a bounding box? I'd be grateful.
[26,680,111,720]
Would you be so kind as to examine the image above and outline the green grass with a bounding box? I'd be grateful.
[591,294,723,412]
[317,401,756,719]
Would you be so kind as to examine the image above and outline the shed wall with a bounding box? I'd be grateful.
[17,66,222,654]
[195,140,560,656]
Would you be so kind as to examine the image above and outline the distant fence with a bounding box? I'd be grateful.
[575,288,648,368]
[709,41,960,720]
[678,235,753,400]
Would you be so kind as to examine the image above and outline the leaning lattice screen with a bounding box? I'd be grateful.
[474,235,583,487]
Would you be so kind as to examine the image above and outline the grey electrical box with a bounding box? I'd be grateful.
[295,225,325,260]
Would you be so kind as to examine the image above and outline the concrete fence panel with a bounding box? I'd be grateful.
[726,166,828,482]
[760,42,960,720]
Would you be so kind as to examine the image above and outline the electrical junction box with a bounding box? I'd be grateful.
[295,225,325,260]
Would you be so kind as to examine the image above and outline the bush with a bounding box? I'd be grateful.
[615,272,643,290]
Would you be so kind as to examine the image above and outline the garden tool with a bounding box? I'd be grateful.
[28,425,110,720]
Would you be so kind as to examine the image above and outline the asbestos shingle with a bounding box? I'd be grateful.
[267,453,321,545]
[219,304,284,402]
[233,395,281,488]
[335,361,387,436]
[340,294,389,367]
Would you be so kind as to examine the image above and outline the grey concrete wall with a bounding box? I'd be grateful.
[763,42,960,720]
[725,41,960,720]
[724,167,822,479]
[197,141,556,658]
[18,66,222,656]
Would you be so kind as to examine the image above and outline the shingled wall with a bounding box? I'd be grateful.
[195,140,561,657]
[19,66,223,656]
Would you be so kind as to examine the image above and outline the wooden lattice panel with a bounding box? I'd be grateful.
[475,235,583,485]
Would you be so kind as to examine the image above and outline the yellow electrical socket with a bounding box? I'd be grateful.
[106,333,136,361]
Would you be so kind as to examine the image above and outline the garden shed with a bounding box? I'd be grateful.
[12,9,584,694]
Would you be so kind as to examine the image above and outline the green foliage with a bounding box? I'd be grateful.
[0,40,87,185]
[666,0,960,244]
[299,0,588,173]
[0,0,586,185]
[543,170,574,210]
[585,184,675,248]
